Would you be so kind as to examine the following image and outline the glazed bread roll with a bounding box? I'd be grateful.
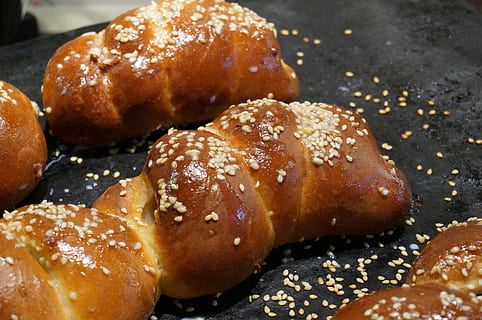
[331,284,481,319]
[94,99,412,298]
[0,202,160,320]
[0,81,47,211]
[407,217,482,294]
[42,0,299,147]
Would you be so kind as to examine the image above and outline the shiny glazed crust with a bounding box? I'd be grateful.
[407,217,482,294]
[94,99,412,299]
[42,0,299,147]
[331,284,481,319]
[0,81,47,211]
[0,203,160,320]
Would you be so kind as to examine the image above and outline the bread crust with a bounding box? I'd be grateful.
[407,217,482,294]
[42,0,299,146]
[0,81,47,211]
[0,203,161,320]
[331,283,481,319]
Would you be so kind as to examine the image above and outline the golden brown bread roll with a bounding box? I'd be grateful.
[0,81,47,211]
[0,202,160,320]
[407,217,482,294]
[331,283,481,319]
[94,99,412,299]
[42,0,299,147]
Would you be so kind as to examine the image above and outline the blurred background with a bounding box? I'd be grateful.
[1,0,481,45]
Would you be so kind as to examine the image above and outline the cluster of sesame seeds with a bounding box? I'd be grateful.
[0,81,17,106]
[151,129,244,226]
[286,101,359,167]
[357,287,478,320]
[101,0,276,68]
[0,202,143,274]
[156,178,187,220]
[408,217,482,290]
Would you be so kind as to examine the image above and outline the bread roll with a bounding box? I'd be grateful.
[331,284,481,319]
[94,99,412,298]
[407,217,482,294]
[42,0,299,147]
[0,202,160,320]
[0,81,47,211]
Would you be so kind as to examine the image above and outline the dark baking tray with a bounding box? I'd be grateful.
[0,0,481,319]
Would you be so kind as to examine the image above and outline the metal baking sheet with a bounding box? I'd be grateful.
[0,0,480,319]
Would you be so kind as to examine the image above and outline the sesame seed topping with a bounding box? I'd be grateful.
[233,237,241,246]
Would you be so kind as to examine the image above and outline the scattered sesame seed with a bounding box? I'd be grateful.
[345,71,355,78]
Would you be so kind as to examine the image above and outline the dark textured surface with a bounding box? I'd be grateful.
[0,1,481,319]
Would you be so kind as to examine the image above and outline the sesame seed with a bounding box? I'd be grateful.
[233,237,241,246]
[345,71,355,78]
[5,256,14,265]
[378,187,390,197]
[381,143,393,151]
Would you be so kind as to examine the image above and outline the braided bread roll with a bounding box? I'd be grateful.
[407,217,482,294]
[0,202,160,320]
[331,283,481,319]
[94,99,412,299]
[0,81,47,211]
[42,0,299,147]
